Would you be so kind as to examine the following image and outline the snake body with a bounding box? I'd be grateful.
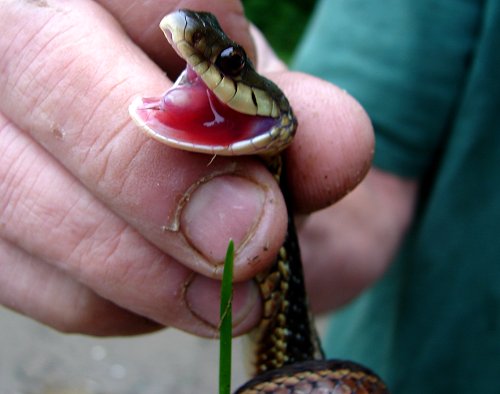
[129,9,389,394]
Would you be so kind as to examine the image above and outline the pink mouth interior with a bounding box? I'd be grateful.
[132,67,277,147]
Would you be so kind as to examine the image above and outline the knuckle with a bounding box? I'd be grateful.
[51,292,130,336]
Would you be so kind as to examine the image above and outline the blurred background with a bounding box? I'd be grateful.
[1,1,317,393]
[243,0,316,62]
[1,308,247,393]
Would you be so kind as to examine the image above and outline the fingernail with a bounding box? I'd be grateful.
[185,275,261,332]
[180,175,265,262]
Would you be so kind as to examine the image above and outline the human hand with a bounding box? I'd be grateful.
[0,0,373,337]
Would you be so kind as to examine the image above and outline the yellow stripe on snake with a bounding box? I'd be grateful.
[129,9,389,394]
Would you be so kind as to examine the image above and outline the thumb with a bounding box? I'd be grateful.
[97,0,256,71]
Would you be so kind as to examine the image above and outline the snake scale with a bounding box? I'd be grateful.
[129,9,389,394]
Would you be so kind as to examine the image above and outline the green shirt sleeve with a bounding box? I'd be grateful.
[293,0,480,178]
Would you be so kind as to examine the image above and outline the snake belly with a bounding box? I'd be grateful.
[129,9,390,394]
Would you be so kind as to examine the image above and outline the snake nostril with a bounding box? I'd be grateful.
[192,30,203,46]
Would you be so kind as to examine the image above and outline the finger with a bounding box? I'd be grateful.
[246,27,374,211]
[299,169,418,312]
[0,115,261,336]
[0,0,287,279]
[0,238,161,336]
[250,24,287,72]
[96,0,256,71]
[278,72,375,213]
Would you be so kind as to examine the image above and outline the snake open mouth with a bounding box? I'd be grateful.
[129,65,280,154]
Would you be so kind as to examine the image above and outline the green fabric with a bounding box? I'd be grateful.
[293,0,500,393]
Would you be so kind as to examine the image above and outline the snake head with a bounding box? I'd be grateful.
[129,9,297,156]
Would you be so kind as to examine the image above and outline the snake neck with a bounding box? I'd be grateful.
[248,155,325,376]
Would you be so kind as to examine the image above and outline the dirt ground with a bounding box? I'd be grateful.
[1,306,327,394]
[0,307,247,394]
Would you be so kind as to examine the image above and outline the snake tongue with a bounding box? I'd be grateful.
[129,66,278,154]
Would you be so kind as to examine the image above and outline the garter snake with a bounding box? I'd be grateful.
[129,9,389,394]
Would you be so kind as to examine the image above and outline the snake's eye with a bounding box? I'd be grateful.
[215,46,246,76]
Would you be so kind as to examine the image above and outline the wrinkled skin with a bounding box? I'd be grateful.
[0,0,374,337]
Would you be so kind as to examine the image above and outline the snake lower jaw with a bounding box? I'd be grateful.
[128,65,291,156]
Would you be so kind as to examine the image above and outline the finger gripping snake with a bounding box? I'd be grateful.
[129,9,389,394]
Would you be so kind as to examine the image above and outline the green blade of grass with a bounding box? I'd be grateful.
[219,240,234,394]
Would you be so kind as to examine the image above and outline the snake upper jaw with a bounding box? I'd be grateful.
[159,11,188,61]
